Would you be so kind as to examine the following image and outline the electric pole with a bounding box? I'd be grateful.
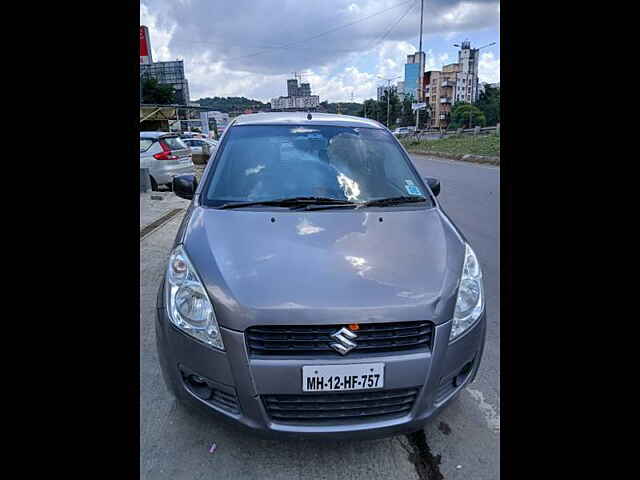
[378,75,400,128]
[416,0,424,132]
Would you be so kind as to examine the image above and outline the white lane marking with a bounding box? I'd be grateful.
[466,388,500,434]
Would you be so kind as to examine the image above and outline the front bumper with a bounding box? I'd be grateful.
[155,285,486,440]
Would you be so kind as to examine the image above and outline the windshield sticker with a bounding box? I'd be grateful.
[405,184,422,196]
[405,179,416,186]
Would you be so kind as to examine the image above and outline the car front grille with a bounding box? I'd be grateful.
[246,321,433,356]
[262,387,420,424]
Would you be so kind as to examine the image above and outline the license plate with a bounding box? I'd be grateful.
[302,363,384,392]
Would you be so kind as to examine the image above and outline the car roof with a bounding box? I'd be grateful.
[229,112,386,129]
[140,131,179,138]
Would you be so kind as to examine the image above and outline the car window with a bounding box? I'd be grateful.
[161,136,188,150]
[140,138,154,152]
[203,125,432,206]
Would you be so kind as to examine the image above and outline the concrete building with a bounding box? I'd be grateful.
[455,40,481,104]
[424,63,460,129]
[396,81,405,102]
[421,41,486,128]
[287,79,299,97]
[141,60,191,105]
[271,95,320,110]
[272,78,319,111]
[377,85,398,101]
[404,51,425,100]
[298,83,311,96]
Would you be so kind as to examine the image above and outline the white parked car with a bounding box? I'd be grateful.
[182,138,219,156]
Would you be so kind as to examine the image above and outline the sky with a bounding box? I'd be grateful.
[140,0,500,104]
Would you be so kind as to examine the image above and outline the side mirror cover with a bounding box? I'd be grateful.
[424,177,440,197]
[173,174,197,200]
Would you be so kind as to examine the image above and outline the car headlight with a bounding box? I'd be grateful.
[450,243,484,342]
[165,245,224,350]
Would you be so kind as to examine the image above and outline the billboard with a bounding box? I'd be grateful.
[140,26,153,64]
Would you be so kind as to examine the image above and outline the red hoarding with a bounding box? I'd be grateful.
[140,27,149,57]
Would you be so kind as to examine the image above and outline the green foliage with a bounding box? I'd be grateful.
[358,92,403,127]
[400,97,415,127]
[194,96,267,113]
[400,133,500,157]
[142,77,176,105]
[320,101,363,116]
[449,102,486,129]
[476,85,500,126]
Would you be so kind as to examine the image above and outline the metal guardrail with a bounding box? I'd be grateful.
[400,125,499,140]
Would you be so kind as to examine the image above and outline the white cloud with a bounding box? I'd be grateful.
[140,0,499,102]
[479,52,500,83]
[140,3,175,62]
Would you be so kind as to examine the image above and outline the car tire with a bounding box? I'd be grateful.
[150,176,158,192]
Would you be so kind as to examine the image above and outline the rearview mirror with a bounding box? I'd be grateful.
[173,175,197,200]
[424,177,440,197]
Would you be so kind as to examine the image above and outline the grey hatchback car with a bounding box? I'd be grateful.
[156,112,486,440]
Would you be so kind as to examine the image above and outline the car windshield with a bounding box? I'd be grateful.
[202,125,432,207]
[162,136,188,150]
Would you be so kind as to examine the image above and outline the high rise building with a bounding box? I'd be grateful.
[141,60,191,105]
[404,51,425,100]
[287,79,299,97]
[422,41,486,128]
[298,83,311,96]
[272,78,319,111]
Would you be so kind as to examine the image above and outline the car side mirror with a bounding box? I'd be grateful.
[173,175,197,200]
[424,177,440,197]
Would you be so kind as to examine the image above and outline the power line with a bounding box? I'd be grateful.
[371,0,417,48]
[181,0,415,64]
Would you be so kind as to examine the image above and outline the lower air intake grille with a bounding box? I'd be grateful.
[262,387,419,424]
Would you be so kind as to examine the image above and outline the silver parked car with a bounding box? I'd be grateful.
[140,132,194,191]
[182,137,219,156]
[156,112,486,440]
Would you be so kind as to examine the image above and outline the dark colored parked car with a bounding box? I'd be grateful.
[156,112,486,440]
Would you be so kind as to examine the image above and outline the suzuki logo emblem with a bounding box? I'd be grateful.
[330,327,358,355]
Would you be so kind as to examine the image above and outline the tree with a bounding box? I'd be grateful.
[359,98,384,123]
[400,97,415,127]
[378,90,401,128]
[194,96,267,113]
[141,77,176,104]
[476,85,500,126]
[449,102,486,129]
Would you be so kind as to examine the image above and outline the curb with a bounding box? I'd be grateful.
[405,149,500,166]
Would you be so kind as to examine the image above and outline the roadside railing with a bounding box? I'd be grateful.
[402,124,499,140]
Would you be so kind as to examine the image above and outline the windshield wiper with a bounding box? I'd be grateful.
[357,196,427,208]
[218,196,357,209]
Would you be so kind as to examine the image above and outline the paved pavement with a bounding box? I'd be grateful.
[140,155,500,479]
[140,191,190,231]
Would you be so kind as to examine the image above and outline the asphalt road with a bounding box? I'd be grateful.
[140,155,500,479]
